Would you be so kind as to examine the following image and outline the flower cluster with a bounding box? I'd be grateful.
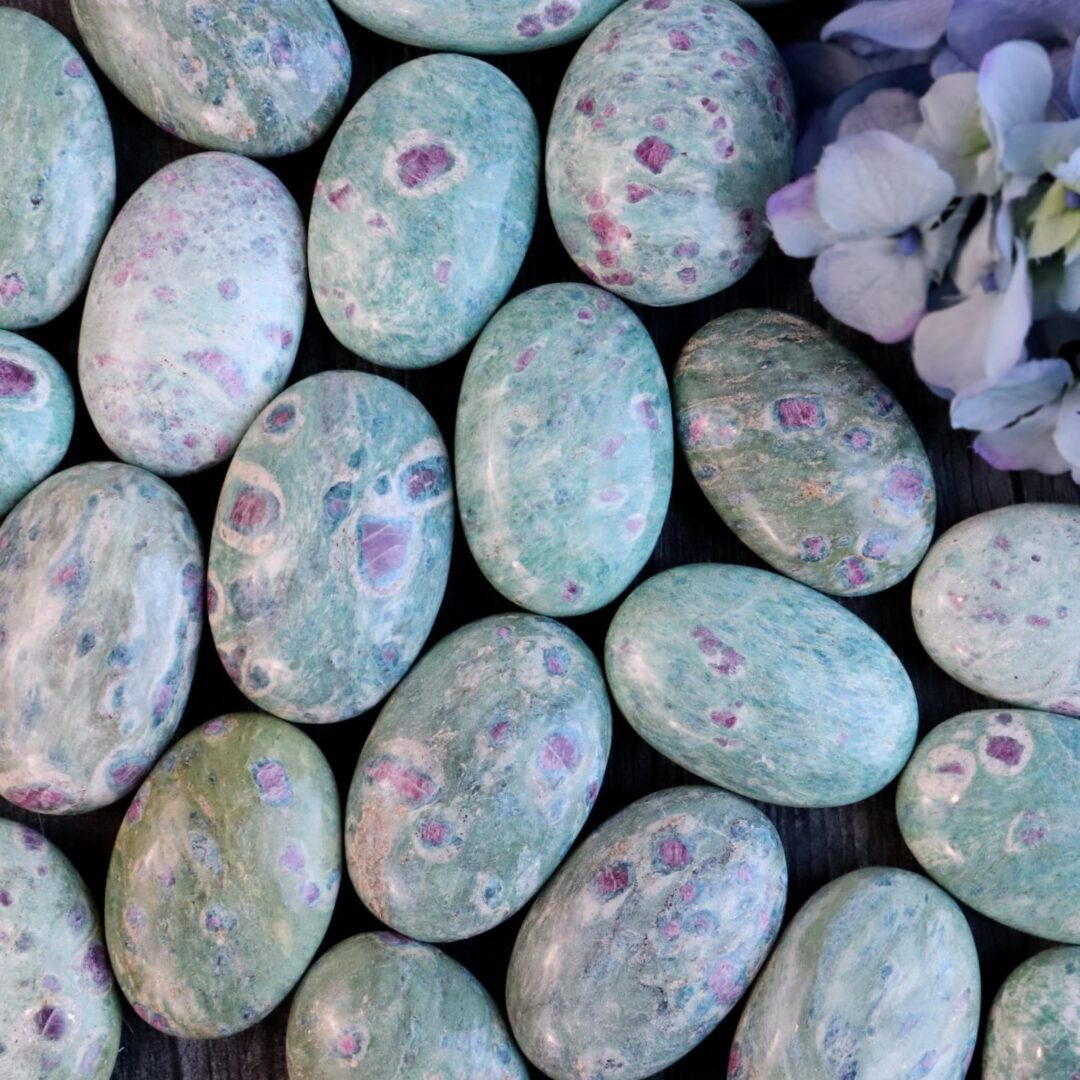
[768,0,1080,478]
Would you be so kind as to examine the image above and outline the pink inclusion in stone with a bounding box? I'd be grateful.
[0,359,35,398]
[396,144,454,188]
[634,136,674,174]
[986,735,1024,766]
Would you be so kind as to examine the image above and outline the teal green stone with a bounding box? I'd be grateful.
[208,371,454,723]
[105,714,341,1039]
[0,462,203,814]
[507,786,787,1080]
[287,933,527,1078]
[345,614,611,941]
[897,708,1080,943]
[675,310,936,596]
[0,820,121,1079]
[70,0,350,156]
[309,53,539,369]
[983,947,1080,1080]
[0,9,114,330]
[605,564,917,807]
[728,868,980,1080]
[911,504,1080,714]
[0,332,74,517]
[456,283,673,616]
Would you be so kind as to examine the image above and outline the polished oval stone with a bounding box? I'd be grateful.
[507,785,786,1080]
[911,504,1080,713]
[897,708,1080,943]
[79,152,305,477]
[0,819,121,1079]
[70,0,350,156]
[606,564,917,807]
[0,9,114,331]
[105,713,340,1038]
[346,614,611,941]
[456,283,673,616]
[546,0,794,306]
[208,371,453,723]
[0,462,203,814]
[0,331,75,517]
[287,932,528,1078]
[309,53,539,368]
[676,310,936,596]
[983,947,1080,1080]
[728,867,980,1079]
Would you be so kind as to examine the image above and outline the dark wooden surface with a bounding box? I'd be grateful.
[5,2,1078,1077]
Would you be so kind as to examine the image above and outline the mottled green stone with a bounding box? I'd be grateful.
[675,310,935,596]
[983,947,1080,1080]
[0,820,121,1079]
[897,708,1080,943]
[286,933,527,1079]
[105,714,341,1038]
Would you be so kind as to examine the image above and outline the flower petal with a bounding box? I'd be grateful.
[822,0,951,51]
[838,87,922,139]
[922,198,974,277]
[974,402,1071,473]
[1053,382,1080,468]
[782,42,875,104]
[914,293,1001,393]
[948,0,1079,68]
[1029,180,1080,260]
[931,47,973,78]
[766,174,842,258]
[950,358,1072,430]
[1002,118,1080,177]
[1053,147,1080,187]
[985,247,1035,382]
[1061,255,1080,310]
[915,72,991,194]
[978,42,1054,156]
[953,200,998,294]
[1071,43,1080,116]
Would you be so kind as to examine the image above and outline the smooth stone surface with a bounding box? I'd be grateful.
[309,53,539,368]
[676,310,936,596]
[70,0,350,156]
[346,614,611,941]
[208,371,453,723]
[79,152,305,477]
[0,331,75,517]
[983,947,1080,1080]
[456,283,673,616]
[0,819,121,1080]
[546,0,794,306]
[0,9,114,330]
[105,714,340,1038]
[507,785,787,1080]
[728,867,980,1080]
[605,564,917,807]
[0,462,203,814]
[897,708,1080,943]
[911,504,1080,713]
[286,932,528,1078]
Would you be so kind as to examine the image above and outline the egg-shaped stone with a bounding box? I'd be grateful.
[346,614,611,941]
[728,867,980,1079]
[675,310,936,596]
[456,283,673,616]
[0,332,75,516]
[0,462,203,814]
[0,819,121,1079]
[70,0,350,156]
[983,947,1080,1080]
[105,713,340,1038]
[606,564,917,807]
[897,708,1080,943]
[546,0,794,306]
[309,53,539,368]
[287,932,528,1078]
[507,785,786,1080]
[0,9,114,331]
[911,504,1080,713]
[78,152,306,477]
[208,371,453,723]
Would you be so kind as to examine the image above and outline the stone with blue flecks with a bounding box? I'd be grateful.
[208,371,454,724]
[728,867,980,1080]
[606,564,918,807]
[507,785,786,1080]
[897,708,1080,944]
[309,53,539,368]
[0,462,203,814]
[0,332,75,517]
[287,933,528,1078]
[346,614,611,942]
[675,310,936,596]
[70,0,350,156]
[78,152,306,477]
[456,283,673,616]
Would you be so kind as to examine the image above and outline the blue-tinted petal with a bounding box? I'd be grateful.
[930,47,972,78]
[978,42,1054,158]
[974,403,1071,473]
[1053,381,1080,468]
[821,65,933,145]
[953,201,999,294]
[823,0,951,51]
[766,175,842,258]
[839,88,922,138]
[1002,118,1080,177]
[1053,147,1080,186]
[948,0,1079,68]
[795,108,829,175]
[1050,45,1079,119]
[1071,43,1080,115]
[950,359,1072,430]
